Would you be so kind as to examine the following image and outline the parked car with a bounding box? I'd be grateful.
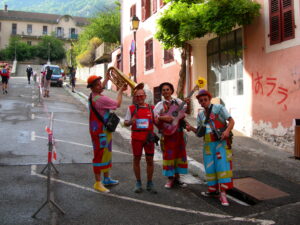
[41,64,63,87]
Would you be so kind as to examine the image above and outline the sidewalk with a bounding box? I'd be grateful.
[67,80,300,186]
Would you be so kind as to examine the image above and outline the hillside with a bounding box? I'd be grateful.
[3,0,117,17]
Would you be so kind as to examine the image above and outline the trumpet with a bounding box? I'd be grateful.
[106,66,144,90]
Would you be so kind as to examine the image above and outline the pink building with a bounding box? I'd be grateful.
[116,0,300,151]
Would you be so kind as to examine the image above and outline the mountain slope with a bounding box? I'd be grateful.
[3,0,117,17]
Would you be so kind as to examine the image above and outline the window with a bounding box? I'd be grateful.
[116,54,122,70]
[145,39,153,70]
[43,26,48,35]
[269,0,294,45]
[130,4,136,18]
[141,0,151,21]
[56,27,63,37]
[69,28,77,39]
[27,24,32,34]
[12,23,17,35]
[164,49,174,64]
[207,29,244,96]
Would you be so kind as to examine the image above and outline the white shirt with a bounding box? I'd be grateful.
[153,98,186,117]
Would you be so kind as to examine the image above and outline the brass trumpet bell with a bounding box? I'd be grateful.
[106,67,144,90]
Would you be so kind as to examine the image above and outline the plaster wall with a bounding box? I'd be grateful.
[121,0,181,99]
[0,16,82,49]
[244,0,300,150]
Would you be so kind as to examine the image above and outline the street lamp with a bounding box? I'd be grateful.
[47,42,51,65]
[131,15,140,83]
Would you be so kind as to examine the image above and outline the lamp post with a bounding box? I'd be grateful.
[47,42,51,65]
[131,15,140,83]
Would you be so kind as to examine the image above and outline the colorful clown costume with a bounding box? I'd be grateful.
[89,94,118,174]
[154,98,188,177]
[197,104,233,192]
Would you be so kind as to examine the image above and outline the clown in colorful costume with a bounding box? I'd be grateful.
[186,89,234,206]
[87,74,127,193]
[154,82,188,189]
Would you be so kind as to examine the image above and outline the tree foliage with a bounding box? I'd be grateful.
[156,0,261,48]
[0,36,37,61]
[73,6,120,67]
[35,35,66,61]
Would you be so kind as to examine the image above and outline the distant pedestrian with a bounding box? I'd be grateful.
[1,64,10,94]
[26,65,33,84]
[87,74,127,193]
[186,89,235,206]
[43,66,52,97]
[124,88,157,194]
[70,67,76,93]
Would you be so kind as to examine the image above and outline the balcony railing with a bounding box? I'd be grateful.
[94,42,118,63]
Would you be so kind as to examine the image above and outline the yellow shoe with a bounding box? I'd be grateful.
[93,182,110,193]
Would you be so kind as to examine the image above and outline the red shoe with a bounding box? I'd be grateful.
[164,179,174,189]
[219,192,229,206]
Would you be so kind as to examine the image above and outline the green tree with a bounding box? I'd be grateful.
[73,6,120,67]
[155,0,261,98]
[0,36,37,61]
[36,35,66,61]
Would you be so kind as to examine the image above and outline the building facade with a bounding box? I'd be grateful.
[119,0,299,151]
[0,4,88,50]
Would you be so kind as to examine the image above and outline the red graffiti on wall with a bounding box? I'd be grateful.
[252,72,288,110]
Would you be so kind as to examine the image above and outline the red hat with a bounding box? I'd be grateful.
[87,75,102,88]
[196,89,212,99]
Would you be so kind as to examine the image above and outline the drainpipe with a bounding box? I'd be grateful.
[185,44,191,96]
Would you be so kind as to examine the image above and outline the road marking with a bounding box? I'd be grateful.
[32,103,35,107]
[34,135,131,156]
[31,113,35,120]
[31,131,36,141]
[36,116,88,126]
[30,165,274,225]
[46,106,82,113]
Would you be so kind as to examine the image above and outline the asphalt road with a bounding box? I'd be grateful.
[0,77,299,225]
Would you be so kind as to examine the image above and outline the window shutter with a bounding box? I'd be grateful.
[145,39,153,70]
[269,0,281,45]
[153,0,157,13]
[281,0,294,41]
[145,0,150,20]
[130,4,136,18]
[142,0,146,21]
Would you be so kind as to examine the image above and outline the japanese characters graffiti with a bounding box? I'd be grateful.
[252,72,288,111]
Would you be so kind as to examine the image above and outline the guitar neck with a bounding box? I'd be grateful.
[176,86,198,111]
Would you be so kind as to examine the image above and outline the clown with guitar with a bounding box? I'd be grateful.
[154,78,205,189]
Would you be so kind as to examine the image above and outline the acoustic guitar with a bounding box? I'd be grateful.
[159,78,206,136]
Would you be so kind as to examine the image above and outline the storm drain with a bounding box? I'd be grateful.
[227,177,290,205]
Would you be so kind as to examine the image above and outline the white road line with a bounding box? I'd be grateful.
[31,131,36,141]
[32,103,35,107]
[36,116,88,126]
[46,106,82,113]
[30,165,274,225]
[34,135,131,156]
[31,113,35,120]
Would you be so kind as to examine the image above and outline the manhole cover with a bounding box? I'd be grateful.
[233,177,289,201]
